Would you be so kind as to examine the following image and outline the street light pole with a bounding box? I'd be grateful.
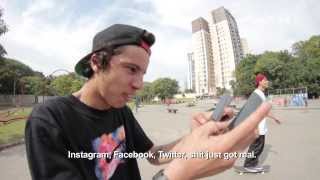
[13,79,16,96]
[12,71,21,106]
[13,78,16,106]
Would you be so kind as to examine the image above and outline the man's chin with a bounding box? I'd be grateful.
[111,102,128,108]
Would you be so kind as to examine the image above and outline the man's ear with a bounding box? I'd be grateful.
[90,53,101,73]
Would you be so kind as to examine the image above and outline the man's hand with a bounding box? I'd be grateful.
[163,102,272,180]
[191,107,234,131]
[149,107,235,165]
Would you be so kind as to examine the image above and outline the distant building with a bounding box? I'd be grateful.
[241,38,250,56]
[187,52,196,92]
[190,7,244,94]
[191,17,215,94]
[208,7,243,90]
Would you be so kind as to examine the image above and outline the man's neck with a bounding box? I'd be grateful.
[257,86,265,92]
[73,81,111,110]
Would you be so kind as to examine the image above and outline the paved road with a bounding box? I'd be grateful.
[1,99,320,180]
[137,100,320,180]
[0,144,30,180]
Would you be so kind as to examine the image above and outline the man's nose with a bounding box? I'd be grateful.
[132,75,144,90]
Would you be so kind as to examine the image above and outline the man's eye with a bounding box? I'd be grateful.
[128,67,137,73]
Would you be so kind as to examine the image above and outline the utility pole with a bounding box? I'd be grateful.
[13,78,16,106]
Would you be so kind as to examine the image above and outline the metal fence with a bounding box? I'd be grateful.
[0,94,56,106]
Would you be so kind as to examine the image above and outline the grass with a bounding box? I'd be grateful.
[0,107,32,145]
[0,120,26,145]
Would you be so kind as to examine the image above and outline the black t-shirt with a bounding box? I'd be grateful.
[25,95,153,180]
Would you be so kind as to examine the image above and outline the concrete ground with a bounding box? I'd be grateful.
[1,99,320,180]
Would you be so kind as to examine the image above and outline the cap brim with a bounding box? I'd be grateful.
[75,52,93,78]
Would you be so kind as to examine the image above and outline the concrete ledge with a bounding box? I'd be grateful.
[0,138,25,152]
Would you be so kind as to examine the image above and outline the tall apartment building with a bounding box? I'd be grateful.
[208,7,243,89]
[187,52,196,91]
[191,17,215,94]
[190,7,244,94]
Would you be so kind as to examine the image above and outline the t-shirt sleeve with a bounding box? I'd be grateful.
[25,106,83,180]
[124,107,154,153]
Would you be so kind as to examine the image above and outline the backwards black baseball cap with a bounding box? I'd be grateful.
[75,24,156,77]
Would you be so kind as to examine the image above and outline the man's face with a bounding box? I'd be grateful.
[260,78,269,89]
[95,45,150,108]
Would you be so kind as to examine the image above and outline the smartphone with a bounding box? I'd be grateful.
[228,92,263,129]
[211,94,233,121]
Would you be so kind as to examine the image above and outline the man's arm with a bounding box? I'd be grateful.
[159,102,271,180]
[147,138,182,165]
[148,107,235,165]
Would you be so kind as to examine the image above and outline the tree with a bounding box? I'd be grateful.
[0,8,8,59]
[0,58,35,94]
[184,89,194,93]
[136,82,154,103]
[292,41,306,59]
[291,35,320,97]
[216,87,228,96]
[254,51,295,90]
[304,57,320,98]
[20,76,46,95]
[234,54,258,96]
[292,35,320,60]
[151,78,179,100]
[234,35,319,98]
[50,73,85,96]
[229,80,237,95]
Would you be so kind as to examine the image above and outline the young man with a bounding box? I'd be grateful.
[243,73,280,172]
[25,24,271,180]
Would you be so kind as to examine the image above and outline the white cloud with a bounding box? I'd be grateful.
[2,0,104,74]
[21,0,55,18]
[2,0,319,87]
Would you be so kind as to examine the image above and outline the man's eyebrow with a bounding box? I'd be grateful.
[120,62,147,74]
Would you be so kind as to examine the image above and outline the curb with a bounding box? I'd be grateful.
[272,106,320,110]
[0,138,25,152]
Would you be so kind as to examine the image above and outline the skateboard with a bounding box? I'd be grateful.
[233,165,270,175]
[167,108,178,113]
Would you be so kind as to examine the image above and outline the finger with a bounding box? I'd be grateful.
[215,121,231,134]
[204,111,213,120]
[200,121,229,135]
[194,113,209,125]
[219,107,235,122]
[223,107,234,119]
[231,131,256,152]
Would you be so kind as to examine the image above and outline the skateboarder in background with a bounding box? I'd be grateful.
[243,73,281,172]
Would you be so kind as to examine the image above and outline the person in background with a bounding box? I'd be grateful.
[243,73,281,172]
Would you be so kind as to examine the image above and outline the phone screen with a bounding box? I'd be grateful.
[228,92,263,129]
[212,95,233,121]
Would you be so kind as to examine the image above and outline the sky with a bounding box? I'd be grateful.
[1,0,319,89]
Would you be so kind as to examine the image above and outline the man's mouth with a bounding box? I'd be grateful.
[123,93,135,101]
